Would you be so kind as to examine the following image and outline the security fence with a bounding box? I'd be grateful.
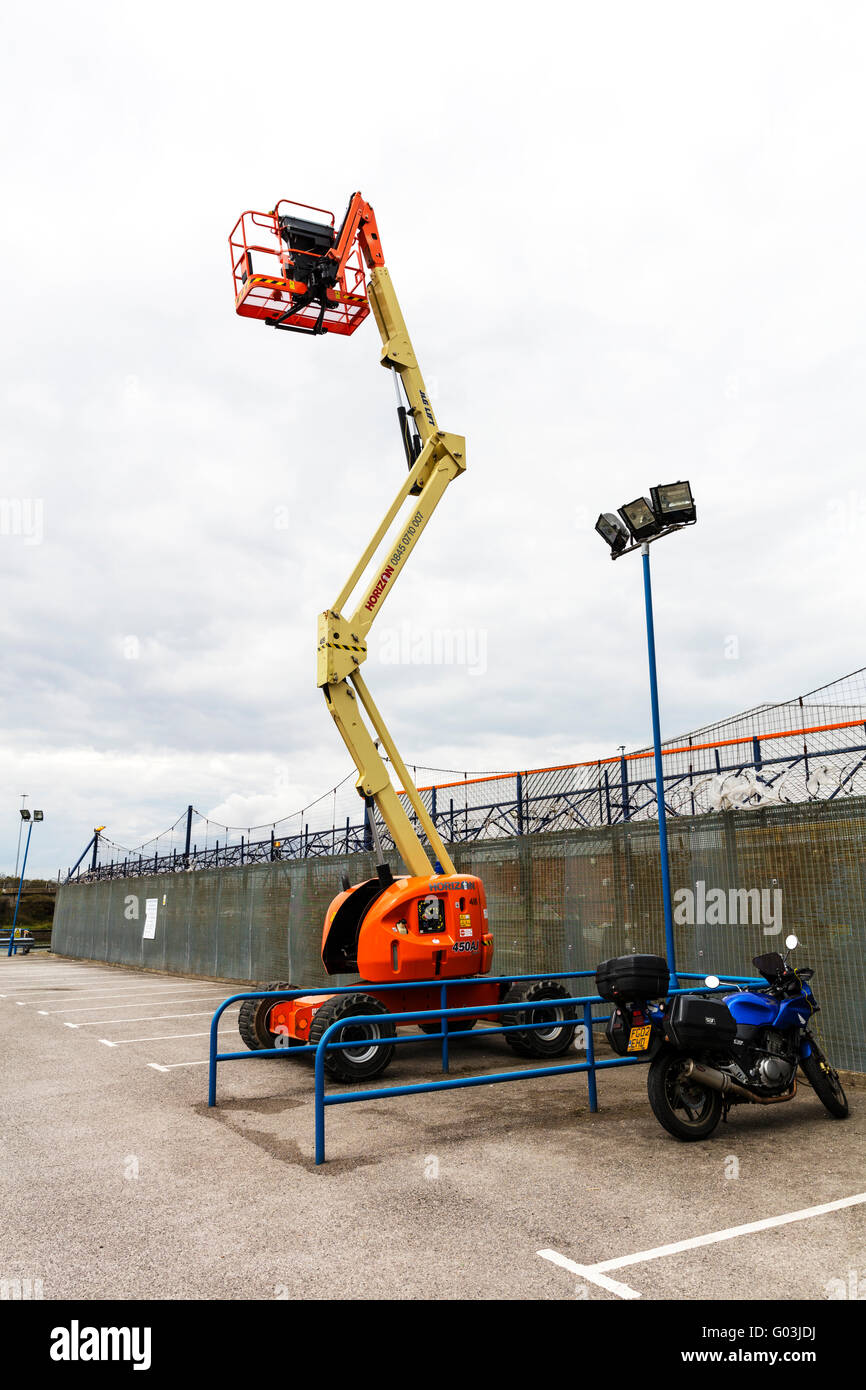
[64,666,866,883]
[53,795,866,1073]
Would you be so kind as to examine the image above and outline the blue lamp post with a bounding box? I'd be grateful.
[13,794,28,879]
[595,482,697,984]
[9,808,43,956]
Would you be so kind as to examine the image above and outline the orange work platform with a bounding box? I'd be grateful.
[229,199,370,337]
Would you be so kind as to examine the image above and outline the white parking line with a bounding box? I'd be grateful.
[0,974,137,988]
[27,984,230,1003]
[68,1010,237,1027]
[38,995,229,1014]
[538,1192,866,1299]
[537,1251,640,1299]
[1,984,101,995]
[7,990,173,1003]
[0,978,107,992]
[100,1030,237,1045]
[0,968,108,977]
[147,1060,211,1071]
[2,964,104,969]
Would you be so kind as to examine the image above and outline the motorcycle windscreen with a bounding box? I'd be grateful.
[753,951,785,982]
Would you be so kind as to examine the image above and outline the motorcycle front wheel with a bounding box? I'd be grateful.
[647,1049,723,1141]
[800,1040,849,1119]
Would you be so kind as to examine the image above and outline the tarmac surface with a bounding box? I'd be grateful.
[1,953,863,1301]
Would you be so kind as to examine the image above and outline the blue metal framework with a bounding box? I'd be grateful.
[207,970,600,1105]
[206,969,764,1164]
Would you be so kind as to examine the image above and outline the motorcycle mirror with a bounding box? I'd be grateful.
[704,975,720,989]
[785,934,798,951]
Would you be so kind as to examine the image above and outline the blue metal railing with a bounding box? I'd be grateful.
[310,974,762,1164]
[206,970,764,1164]
[207,970,602,1104]
[0,931,36,956]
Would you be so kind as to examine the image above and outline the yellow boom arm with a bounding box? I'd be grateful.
[316,263,466,876]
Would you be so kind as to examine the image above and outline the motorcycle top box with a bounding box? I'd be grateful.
[596,954,670,1004]
[663,993,737,1050]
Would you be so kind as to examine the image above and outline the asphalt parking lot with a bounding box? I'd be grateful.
[1,953,864,1301]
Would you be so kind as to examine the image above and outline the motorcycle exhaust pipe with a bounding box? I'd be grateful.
[681,1059,797,1105]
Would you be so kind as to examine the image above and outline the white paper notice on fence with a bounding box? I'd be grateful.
[142,898,158,940]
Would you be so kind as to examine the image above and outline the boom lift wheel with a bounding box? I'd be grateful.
[501,980,576,1058]
[309,991,396,1081]
[238,981,302,1052]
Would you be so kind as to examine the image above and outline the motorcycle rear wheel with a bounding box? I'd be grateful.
[647,1049,723,1141]
[800,1042,849,1119]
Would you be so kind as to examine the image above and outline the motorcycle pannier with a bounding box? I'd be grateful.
[665,994,736,1049]
[595,954,670,1003]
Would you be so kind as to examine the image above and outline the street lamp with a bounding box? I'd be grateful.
[595,481,697,983]
[650,480,696,527]
[9,810,44,956]
[597,481,697,560]
[14,796,28,880]
[618,496,663,543]
[594,512,630,557]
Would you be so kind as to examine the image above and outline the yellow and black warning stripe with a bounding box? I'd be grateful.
[325,639,366,655]
[247,275,306,292]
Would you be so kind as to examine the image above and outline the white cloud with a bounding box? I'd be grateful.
[3,1,866,875]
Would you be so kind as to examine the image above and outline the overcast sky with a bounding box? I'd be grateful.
[3,1,866,876]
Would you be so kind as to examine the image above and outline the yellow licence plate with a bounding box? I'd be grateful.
[627,1024,652,1052]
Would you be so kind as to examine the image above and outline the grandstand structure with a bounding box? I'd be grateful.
[66,666,866,881]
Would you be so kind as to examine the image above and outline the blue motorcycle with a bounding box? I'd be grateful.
[644,934,849,1140]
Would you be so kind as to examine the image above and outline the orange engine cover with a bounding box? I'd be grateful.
[321,873,493,984]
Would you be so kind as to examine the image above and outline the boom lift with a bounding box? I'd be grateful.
[229,194,576,1079]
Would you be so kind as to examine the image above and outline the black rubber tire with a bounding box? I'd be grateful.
[309,991,395,1082]
[647,1049,724,1140]
[502,980,577,1058]
[800,1041,849,1118]
[418,1017,477,1035]
[237,981,301,1052]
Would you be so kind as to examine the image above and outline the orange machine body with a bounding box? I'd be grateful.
[266,873,503,1040]
[325,872,493,981]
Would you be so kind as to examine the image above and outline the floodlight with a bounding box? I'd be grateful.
[19,809,31,821]
[595,512,630,557]
[33,810,43,822]
[650,480,696,526]
[592,476,700,980]
[618,496,662,542]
